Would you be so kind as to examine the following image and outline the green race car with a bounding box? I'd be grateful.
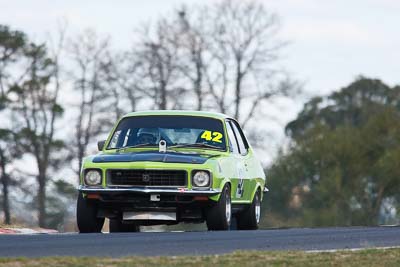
[77,111,267,232]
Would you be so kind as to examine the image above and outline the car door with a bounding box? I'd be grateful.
[225,121,246,202]
[229,120,254,202]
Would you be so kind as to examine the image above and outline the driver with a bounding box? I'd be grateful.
[136,128,159,144]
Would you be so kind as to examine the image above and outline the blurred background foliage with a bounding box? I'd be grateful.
[262,78,400,227]
[0,0,399,230]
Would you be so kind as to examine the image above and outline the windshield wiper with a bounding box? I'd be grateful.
[170,143,223,150]
[116,143,155,152]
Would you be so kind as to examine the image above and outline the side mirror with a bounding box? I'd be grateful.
[97,140,106,151]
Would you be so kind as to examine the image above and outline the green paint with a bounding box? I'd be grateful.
[80,110,266,216]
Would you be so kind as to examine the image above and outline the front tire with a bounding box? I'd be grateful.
[206,184,231,231]
[109,219,140,233]
[237,189,261,230]
[76,193,104,233]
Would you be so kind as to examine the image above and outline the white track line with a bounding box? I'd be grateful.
[306,246,400,253]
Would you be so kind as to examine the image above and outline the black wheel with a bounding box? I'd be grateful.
[109,219,140,233]
[237,189,261,230]
[76,193,104,233]
[229,216,238,230]
[206,184,231,231]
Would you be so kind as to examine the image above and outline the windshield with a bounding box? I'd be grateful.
[107,115,227,151]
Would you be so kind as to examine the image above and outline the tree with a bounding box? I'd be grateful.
[0,25,26,104]
[265,78,400,227]
[203,0,293,126]
[132,18,185,110]
[130,0,298,129]
[9,42,63,227]
[0,25,26,224]
[0,129,20,224]
[175,7,209,111]
[285,77,399,138]
[67,30,115,177]
[45,179,76,230]
[108,52,143,113]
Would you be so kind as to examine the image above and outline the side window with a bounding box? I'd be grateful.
[225,122,239,154]
[108,130,122,148]
[108,129,129,149]
[230,121,248,155]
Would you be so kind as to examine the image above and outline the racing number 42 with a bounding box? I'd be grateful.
[201,131,223,143]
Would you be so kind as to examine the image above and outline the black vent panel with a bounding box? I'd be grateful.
[108,169,187,187]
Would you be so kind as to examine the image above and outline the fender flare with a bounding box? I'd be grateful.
[209,178,231,202]
[250,182,265,202]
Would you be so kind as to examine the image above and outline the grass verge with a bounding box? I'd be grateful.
[0,248,399,267]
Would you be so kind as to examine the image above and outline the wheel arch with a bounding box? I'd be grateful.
[209,178,231,202]
[250,182,263,202]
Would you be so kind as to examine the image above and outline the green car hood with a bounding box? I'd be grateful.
[92,151,217,164]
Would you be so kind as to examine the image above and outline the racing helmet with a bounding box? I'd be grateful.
[137,128,159,144]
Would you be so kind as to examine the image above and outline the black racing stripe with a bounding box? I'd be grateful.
[92,151,210,164]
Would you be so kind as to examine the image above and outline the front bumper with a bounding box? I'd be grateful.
[77,185,221,196]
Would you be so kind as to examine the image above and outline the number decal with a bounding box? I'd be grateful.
[212,132,223,143]
[236,179,244,198]
[236,166,245,198]
[201,131,212,141]
[201,131,223,143]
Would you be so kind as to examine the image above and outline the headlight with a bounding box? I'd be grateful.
[192,171,210,187]
[84,170,102,186]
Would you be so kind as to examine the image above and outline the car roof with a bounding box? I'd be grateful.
[122,110,232,121]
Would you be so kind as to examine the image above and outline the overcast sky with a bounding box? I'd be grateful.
[1,0,399,163]
[1,0,398,95]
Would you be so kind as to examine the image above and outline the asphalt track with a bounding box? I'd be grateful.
[1,227,400,258]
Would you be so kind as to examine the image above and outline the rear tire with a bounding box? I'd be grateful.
[237,189,261,230]
[109,219,140,233]
[206,184,231,231]
[77,193,104,233]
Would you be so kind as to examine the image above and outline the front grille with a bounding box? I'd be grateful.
[108,169,187,187]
